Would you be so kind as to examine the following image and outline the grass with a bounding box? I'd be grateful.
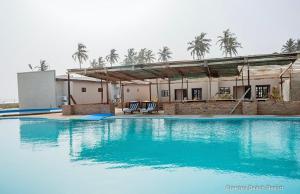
[0,103,19,109]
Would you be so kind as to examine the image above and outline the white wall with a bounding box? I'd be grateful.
[120,76,283,102]
[70,81,107,104]
[18,70,57,108]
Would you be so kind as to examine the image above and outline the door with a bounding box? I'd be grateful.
[175,89,187,101]
[233,86,251,99]
[192,88,202,100]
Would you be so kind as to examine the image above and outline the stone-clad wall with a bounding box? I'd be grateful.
[257,101,300,115]
[164,101,242,115]
[163,101,300,115]
[62,103,115,115]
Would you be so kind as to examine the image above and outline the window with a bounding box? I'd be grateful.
[81,88,86,92]
[219,87,230,94]
[98,88,103,92]
[161,90,169,97]
[192,88,202,100]
[256,85,270,99]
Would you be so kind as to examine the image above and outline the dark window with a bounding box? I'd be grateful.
[98,88,103,92]
[219,87,230,94]
[192,88,202,100]
[256,85,270,99]
[81,88,86,92]
[161,90,169,97]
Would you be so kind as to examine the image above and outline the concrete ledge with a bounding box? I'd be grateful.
[163,101,242,115]
[257,101,300,115]
[163,101,300,115]
[62,103,115,115]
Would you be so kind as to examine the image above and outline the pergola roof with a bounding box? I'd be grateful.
[68,52,299,82]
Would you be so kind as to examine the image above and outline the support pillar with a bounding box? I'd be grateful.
[235,77,238,100]
[121,83,124,111]
[101,79,103,103]
[149,82,152,101]
[186,79,189,100]
[106,80,109,104]
[181,76,184,102]
[67,73,71,105]
[168,78,171,103]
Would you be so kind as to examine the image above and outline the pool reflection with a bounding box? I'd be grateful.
[19,118,300,179]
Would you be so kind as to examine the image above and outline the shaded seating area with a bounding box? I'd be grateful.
[123,101,140,114]
[140,102,157,114]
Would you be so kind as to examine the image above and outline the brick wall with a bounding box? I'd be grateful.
[242,102,257,115]
[257,101,300,115]
[163,101,300,115]
[62,103,115,115]
[164,101,242,115]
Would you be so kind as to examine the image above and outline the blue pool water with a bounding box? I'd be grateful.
[0,117,300,194]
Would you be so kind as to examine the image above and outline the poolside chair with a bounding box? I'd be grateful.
[140,102,157,114]
[123,102,140,114]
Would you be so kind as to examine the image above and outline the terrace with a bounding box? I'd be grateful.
[66,52,300,115]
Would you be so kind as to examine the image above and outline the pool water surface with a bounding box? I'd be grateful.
[0,117,300,194]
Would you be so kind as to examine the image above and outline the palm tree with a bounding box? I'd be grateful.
[137,48,147,64]
[38,59,49,71]
[72,43,88,69]
[217,29,242,57]
[281,38,297,53]
[123,48,137,65]
[90,59,98,68]
[98,57,106,67]
[106,49,119,66]
[187,33,211,59]
[145,49,155,63]
[158,46,172,62]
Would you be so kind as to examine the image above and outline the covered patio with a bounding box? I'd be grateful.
[66,52,300,115]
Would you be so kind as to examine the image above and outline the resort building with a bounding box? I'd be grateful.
[17,52,300,115]
[17,70,109,108]
[66,52,300,115]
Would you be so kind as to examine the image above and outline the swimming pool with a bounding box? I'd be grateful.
[0,117,300,194]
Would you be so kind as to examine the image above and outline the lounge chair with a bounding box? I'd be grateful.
[123,102,140,114]
[140,102,157,114]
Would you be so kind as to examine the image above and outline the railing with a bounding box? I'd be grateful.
[229,87,251,114]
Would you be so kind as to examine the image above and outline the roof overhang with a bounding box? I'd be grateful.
[68,52,299,82]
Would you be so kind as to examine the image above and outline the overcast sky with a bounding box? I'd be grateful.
[0,0,299,102]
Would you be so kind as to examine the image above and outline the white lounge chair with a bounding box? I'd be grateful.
[123,102,140,114]
[140,102,157,114]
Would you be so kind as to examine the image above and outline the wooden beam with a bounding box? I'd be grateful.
[67,73,71,105]
[101,79,103,103]
[106,80,109,104]
[168,78,171,103]
[149,82,152,101]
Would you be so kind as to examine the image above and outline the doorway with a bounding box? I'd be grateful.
[175,89,187,101]
[233,86,251,99]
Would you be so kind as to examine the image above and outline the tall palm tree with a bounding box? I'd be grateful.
[90,59,98,68]
[145,49,155,63]
[72,43,88,69]
[106,49,119,66]
[137,48,147,64]
[281,38,297,53]
[123,48,137,65]
[38,59,49,71]
[158,46,172,62]
[217,29,242,57]
[187,33,211,59]
[98,57,106,67]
